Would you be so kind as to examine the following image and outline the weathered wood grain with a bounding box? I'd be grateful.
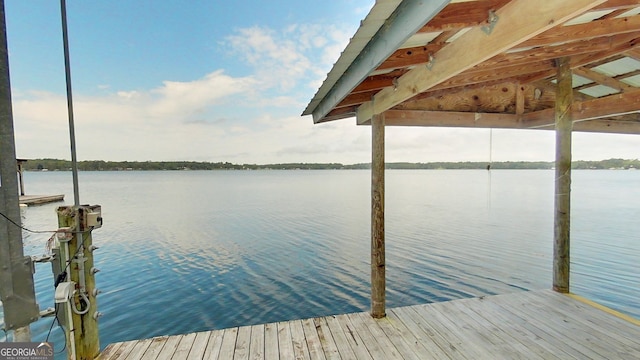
[139,336,168,360]
[101,290,640,360]
[249,324,265,360]
[264,323,279,360]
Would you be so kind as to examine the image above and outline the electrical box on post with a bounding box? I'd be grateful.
[80,205,103,229]
[55,281,75,303]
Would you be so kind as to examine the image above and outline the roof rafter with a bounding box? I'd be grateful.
[624,48,640,60]
[592,0,640,11]
[381,16,640,73]
[572,66,636,91]
[517,15,640,49]
[418,0,511,32]
[356,0,608,124]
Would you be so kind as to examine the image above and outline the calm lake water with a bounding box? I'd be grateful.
[2,170,639,352]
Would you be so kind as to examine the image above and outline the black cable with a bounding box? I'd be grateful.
[1,210,90,353]
[43,304,68,355]
[55,335,67,355]
[0,208,87,274]
[54,271,68,288]
[0,211,58,234]
[45,304,59,342]
[0,210,84,235]
[1,327,7,341]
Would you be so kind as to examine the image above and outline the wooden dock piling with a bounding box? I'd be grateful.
[553,57,573,293]
[57,205,101,359]
[371,113,385,318]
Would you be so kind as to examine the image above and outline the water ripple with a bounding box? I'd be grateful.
[7,169,637,352]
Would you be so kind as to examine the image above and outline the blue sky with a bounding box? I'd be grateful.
[5,1,639,164]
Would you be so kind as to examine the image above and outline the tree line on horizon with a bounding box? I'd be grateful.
[20,158,639,171]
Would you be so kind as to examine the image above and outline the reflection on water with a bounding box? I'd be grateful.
[3,170,638,351]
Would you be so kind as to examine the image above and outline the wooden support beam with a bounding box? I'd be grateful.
[623,48,640,61]
[523,89,640,127]
[433,32,640,92]
[377,23,632,73]
[615,68,640,80]
[380,109,640,134]
[418,0,511,32]
[518,15,640,49]
[533,80,594,102]
[378,44,446,71]
[431,29,460,44]
[357,0,608,124]
[384,110,520,128]
[352,70,406,94]
[572,66,636,92]
[431,60,556,92]
[553,57,573,294]
[572,118,640,133]
[355,34,637,109]
[471,32,640,75]
[336,90,379,109]
[572,37,640,69]
[516,83,525,116]
[593,0,640,11]
[599,8,634,20]
[377,11,640,74]
[319,106,358,124]
[370,113,385,319]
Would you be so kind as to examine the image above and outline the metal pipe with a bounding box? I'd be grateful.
[60,0,80,207]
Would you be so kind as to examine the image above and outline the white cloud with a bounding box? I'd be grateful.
[10,21,640,164]
[225,24,353,93]
[150,70,256,118]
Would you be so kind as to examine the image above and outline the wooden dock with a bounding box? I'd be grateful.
[97,290,640,360]
[19,194,64,206]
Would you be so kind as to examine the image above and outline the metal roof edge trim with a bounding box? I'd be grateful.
[302,0,402,117]
[304,0,451,123]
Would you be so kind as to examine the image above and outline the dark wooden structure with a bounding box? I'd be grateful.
[303,0,640,317]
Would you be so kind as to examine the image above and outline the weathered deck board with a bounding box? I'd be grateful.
[98,290,640,360]
[249,324,265,360]
[263,323,278,360]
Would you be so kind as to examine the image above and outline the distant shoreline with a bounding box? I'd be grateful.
[20,158,639,171]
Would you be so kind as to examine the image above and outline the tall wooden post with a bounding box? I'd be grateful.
[371,113,386,318]
[56,205,102,360]
[553,57,573,293]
